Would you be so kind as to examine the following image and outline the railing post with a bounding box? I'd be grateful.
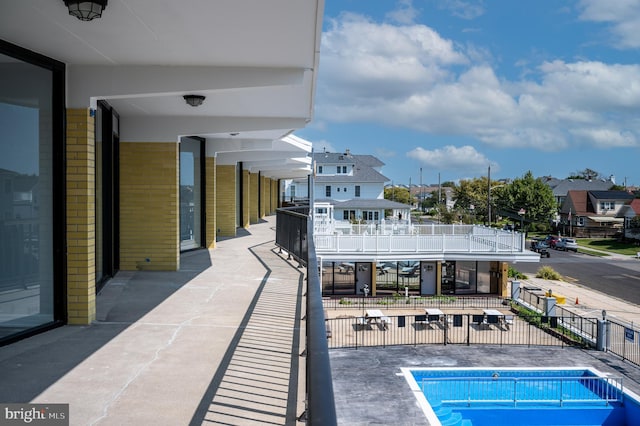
[596,319,608,351]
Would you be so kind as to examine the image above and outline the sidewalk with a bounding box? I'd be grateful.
[0,217,307,426]
[515,277,640,325]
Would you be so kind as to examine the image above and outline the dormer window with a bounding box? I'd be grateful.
[318,166,323,174]
[336,166,347,174]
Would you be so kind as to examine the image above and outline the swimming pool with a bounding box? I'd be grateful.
[401,367,640,426]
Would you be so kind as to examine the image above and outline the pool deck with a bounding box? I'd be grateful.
[330,345,640,426]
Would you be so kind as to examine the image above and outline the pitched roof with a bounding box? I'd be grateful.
[313,151,389,183]
[589,190,634,200]
[315,198,410,210]
[550,179,613,196]
[562,190,588,214]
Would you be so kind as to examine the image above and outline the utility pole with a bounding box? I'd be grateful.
[438,173,441,223]
[420,167,423,213]
[487,165,491,226]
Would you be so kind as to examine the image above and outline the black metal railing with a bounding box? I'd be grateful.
[275,207,337,426]
[325,312,594,349]
[323,296,507,311]
[275,206,309,264]
[606,319,640,367]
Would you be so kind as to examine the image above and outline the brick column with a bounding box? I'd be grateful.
[216,164,237,237]
[242,169,251,228]
[249,172,259,224]
[260,175,268,218]
[120,142,179,271]
[66,108,96,325]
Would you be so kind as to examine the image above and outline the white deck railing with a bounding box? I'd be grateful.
[313,220,526,254]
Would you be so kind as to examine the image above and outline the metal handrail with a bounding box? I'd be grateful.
[275,207,337,425]
[420,376,624,407]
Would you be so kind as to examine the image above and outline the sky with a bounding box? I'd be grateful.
[297,0,640,188]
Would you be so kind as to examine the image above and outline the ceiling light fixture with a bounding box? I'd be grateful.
[183,95,206,107]
[64,0,108,21]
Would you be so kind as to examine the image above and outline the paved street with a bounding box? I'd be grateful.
[514,246,640,305]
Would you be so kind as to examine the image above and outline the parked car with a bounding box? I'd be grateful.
[530,240,551,257]
[556,238,578,252]
[544,235,561,249]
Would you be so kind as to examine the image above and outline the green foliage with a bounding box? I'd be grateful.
[507,266,527,279]
[535,266,562,280]
[630,216,640,229]
[338,298,354,305]
[454,177,491,219]
[384,187,411,204]
[567,168,601,181]
[495,171,556,231]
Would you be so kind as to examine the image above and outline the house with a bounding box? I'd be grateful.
[312,150,410,223]
[560,190,635,237]
[310,152,539,298]
[542,176,615,208]
[619,199,640,242]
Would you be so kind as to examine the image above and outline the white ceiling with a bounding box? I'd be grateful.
[0,0,323,178]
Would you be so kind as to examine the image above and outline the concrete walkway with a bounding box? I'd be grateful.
[0,217,307,426]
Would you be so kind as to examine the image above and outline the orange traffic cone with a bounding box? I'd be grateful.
[575,297,579,305]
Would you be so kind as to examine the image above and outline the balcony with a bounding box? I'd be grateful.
[314,219,538,263]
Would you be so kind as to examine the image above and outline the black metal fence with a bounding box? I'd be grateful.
[275,207,337,426]
[325,312,593,349]
[323,296,507,311]
[275,206,308,264]
[606,319,640,367]
[517,284,640,368]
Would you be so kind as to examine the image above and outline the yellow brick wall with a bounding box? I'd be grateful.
[272,179,278,211]
[271,179,277,213]
[66,108,96,325]
[205,157,216,248]
[120,142,179,271]
[260,175,267,218]
[242,170,250,228]
[250,173,259,224]
[216,164,237,237]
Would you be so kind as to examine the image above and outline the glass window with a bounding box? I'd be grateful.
[0,49,62,340]
[455,261,477,294]
[180,137,203,251]
[336,166,340,173]
[325,185,331,197]
[355,185,360,197]
[343,211,349,220]
[476,263,491,293]
[318,166,322,174]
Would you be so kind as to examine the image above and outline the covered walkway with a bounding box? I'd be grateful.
[0,217,307,426]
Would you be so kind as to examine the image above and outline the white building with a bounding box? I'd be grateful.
[311,150,410,223]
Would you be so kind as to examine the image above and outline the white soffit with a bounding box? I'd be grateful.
[0,0,323,178]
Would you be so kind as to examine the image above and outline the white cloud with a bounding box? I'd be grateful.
[386,0,420,25]
[316,13,640,152]
[375,147,397,158]
[578,0,640,49]
[406,145,497,174]
[434,0,485,20]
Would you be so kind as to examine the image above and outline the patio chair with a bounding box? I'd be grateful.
[472,314,484,326]
[504,315,514,328]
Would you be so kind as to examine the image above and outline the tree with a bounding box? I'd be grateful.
[384,186,411,205]
[568,168,601,180]
[495,171,556,230]
[454,177,489,223]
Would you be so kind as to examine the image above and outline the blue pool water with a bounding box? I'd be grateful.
[402,367,640,426]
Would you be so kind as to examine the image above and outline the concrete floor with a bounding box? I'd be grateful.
[330,344,640,426]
